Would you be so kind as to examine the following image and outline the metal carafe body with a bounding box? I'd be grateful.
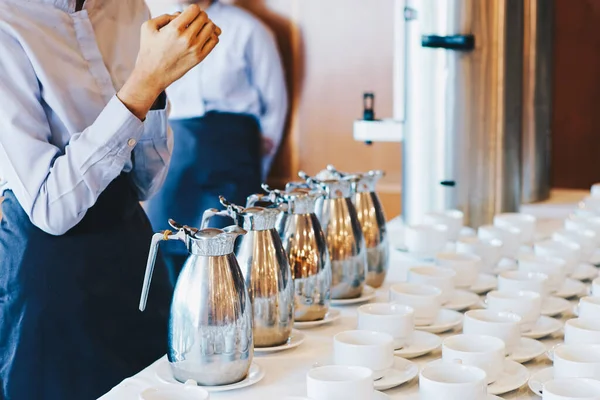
[300,172,367,300]
[255,186,333,322]
[139,220,252,386]
[327,166,389,288]
[402,0,524,227]
[203,198,294,348]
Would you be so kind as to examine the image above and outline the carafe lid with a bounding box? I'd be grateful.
[202,197,280,231]
[189,226,245,256]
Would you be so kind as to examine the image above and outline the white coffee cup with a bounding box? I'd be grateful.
[565,318,600,345]
[581,197,600,214]
[357,303,414,350]
[463,309,522,356]
[404,224,449,258]
[543,378,600,400]
[407,266,456,304]
[422,210,464,241]
[494,212,537,244]
[592,277,600,297]
[456,237,503,274]
[306,365,374,400]
[498,270,550,298]
[419,363,488,400]
[579,297,600,319]
[554,344,600,380]
[592,183,600,198]
[442,334,505,384]
[486,290,542,332]
[553,229,597,263]
[535,239,582,275]
[389,283,442,326]
[435,252,482,288]
[479,224,521,257]
[333,330,394,380]
[566,215,600,244]
[518,254,567,293]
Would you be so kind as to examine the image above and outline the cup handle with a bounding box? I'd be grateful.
[184,379,198,386]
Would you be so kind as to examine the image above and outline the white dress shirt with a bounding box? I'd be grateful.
[0,0,172,235]
[166,1,288,177]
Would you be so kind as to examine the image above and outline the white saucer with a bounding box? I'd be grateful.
[415,308,463,334]
[140,385,210,400]
[509,337,547,364]
[444,289,480,311]
[521,316,563,339]
[488,359,530,395]
[331,286,376,306]
[404,395,502,400]
[155,359,265,392]
[469,273,498,294]
[374,356,419,391]
[555,278,587,299]
[394,330,442,359]
[571,262,599,281]
[542,296,572,317]
[255,330,305,353]
[294,309,341,329]
[528,366,553,396]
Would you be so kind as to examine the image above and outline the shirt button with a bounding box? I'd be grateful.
[127,138,137,147]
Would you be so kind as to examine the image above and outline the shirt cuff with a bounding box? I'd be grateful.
[79,95,145,172]
[140,108,172,160]
[97,95,145,151]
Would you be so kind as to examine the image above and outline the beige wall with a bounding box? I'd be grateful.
[146,0,402,218]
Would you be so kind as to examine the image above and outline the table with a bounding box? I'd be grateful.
[100,190,590,400]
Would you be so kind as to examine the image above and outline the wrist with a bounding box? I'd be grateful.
[118,68,164,120]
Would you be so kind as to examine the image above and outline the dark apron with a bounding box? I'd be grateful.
[0,174,172,400]
[146,112,262,284]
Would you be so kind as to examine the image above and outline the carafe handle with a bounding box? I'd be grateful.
[201,208,230,229]
[139,229,186,312]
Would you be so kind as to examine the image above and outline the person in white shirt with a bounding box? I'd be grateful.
[0,1,220,398]
[146,0,288,284]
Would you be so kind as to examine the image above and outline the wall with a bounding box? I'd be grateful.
[146,0,402,218]
[551,0,600,189]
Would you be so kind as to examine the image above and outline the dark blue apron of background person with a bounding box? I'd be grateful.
[0,174,173,400]
[146,112,262,285]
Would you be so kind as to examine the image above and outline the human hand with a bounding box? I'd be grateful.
[118,5,221,120]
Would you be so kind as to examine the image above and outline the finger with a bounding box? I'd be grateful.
[186,11,209,37]
[197,20,217,45]
[145,14,176,31]
[201,34,219,53]
[215,26,222,36]
[171,4,202,31]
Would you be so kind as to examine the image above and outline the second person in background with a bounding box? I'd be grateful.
[146,0,288,285]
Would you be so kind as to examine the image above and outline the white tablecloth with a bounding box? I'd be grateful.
[100,190,589,400]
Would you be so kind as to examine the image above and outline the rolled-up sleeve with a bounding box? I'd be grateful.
[0,30,146,235]
[130,104,173,201]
